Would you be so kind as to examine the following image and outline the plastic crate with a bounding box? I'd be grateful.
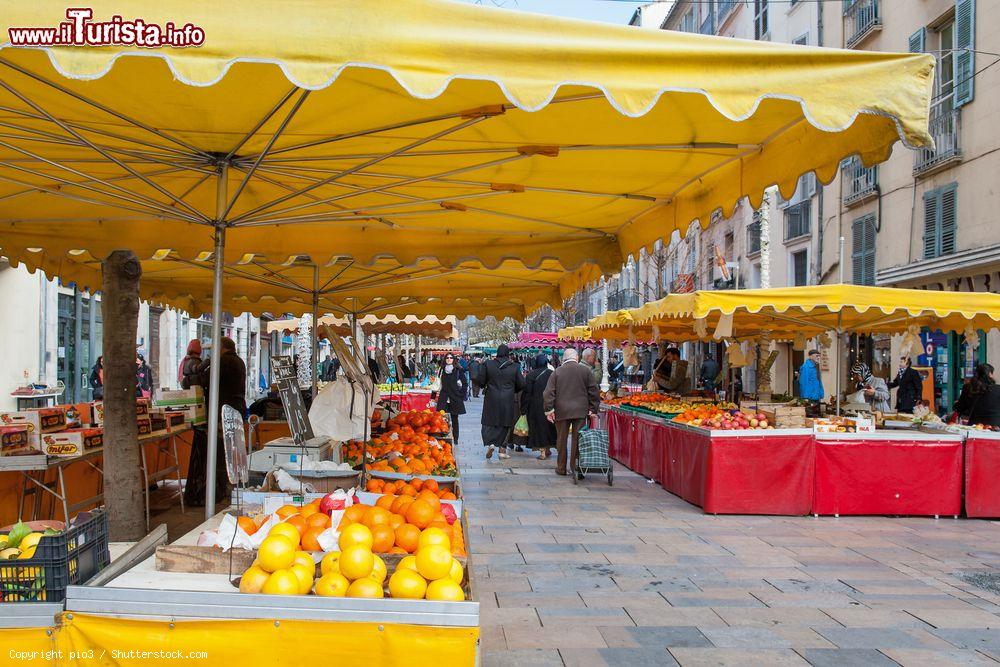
[0,508,110,603]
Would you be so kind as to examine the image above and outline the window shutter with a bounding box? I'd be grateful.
[923,189,939,260]
[863,215,876,285]
[852,218,864,284]
[954,0,975,106]
[908,27,926,54]
[940,184,957,255]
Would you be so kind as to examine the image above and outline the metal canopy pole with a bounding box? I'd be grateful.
[312,263,320,399]
[835,312,843,417]
[205,164,228,519]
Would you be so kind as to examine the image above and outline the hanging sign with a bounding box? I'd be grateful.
[270,355,314,445]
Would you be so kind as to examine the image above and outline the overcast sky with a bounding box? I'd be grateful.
[454,0,646,24]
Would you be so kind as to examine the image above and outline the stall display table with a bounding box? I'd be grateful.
[813,431,963,517]
[964,430,1000,518]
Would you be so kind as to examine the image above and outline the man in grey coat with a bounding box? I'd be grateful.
[543,348,601,477]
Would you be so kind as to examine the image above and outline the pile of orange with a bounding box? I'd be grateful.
[365,476,457,501]
[338,492,466,557]
[673,405,729,424]
[268,498,333,552]
[341,411,457,476]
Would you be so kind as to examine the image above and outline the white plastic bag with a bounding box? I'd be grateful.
[309,377,380,443]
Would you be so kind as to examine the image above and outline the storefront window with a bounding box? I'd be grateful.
[917,329,988,415]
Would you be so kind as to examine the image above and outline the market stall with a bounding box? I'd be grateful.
[961,430,1000,519]
[584,286,1000,517]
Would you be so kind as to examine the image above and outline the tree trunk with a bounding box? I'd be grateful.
[101,250,145,541]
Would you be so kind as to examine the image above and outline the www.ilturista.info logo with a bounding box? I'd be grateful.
[8,8,205,48]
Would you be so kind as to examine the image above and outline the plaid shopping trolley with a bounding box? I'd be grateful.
[575,423,613,486]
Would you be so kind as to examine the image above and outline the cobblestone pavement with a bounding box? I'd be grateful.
[456,397,1000,666]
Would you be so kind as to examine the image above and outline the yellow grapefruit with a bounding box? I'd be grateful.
[449,559,464,585]
[425,578,465,601]
[290,563,315,595]
[293,551,315,571]
[261,569,301,595]
[417,527,451,552]
[338,523,374,551]
[415,545,452,581]
[338,545,375,581]
[397,555,418,572]
[268,522,301,547]
[320,551,341,575]
[370,554,387,584]
[388,569,427,599]
[238,565,270,594]
[257,536,296,573]
[315,573,350,597]
[346,577,384,598]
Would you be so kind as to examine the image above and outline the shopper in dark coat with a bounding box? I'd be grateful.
[543,348,600,477]
[477,344,524,460]
[179,339,204,389]
[887,356,924,414]
[469,357,482,397]
[89,356,104,400]
[135,353,153,398]
[955,363,1000,427]
[521,353,556,459]
[438,353,466,443]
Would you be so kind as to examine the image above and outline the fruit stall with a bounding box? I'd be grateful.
[580,286,1000,518]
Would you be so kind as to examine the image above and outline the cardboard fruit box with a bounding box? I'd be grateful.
[0,425,34,456]
[0,408,67,434]
[40,428,103,457]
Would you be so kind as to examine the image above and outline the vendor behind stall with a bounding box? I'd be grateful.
[851,362,890,413]
[798,349,825,402]
[954,363,1000,427]
[887,356,923,414]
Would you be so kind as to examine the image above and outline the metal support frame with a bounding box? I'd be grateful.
[312,263,320,399]
[205,165,228,518]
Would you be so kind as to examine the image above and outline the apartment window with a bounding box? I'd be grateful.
[747,219,762,255]
[852,214,876,286]
[791,250,808,287]
[724,232,734,260]
[843,0,881,48]
[842,156,878,206]
[700,1,715,35]
[681,9,696,33]
[784,200,811,241]
[754,0,768,39]
[718,0,737,23]
[923,183,957,260]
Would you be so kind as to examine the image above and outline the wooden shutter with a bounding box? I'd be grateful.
[954,0,975,106]
[940,183,958,255]
[923,189,939,260]
[862,216,876,285]
[852,218,864,284]
[908,27,926,54]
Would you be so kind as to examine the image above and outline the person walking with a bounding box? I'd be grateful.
[581,347,603,387]
[89,356,104,400]
[521,353,557,460]
[851,362,890,413]
[469,356,482,398]
[699,353,720,392]
[135,353,152,398]
[459,354,471,400]
[437,353,466,443]
[888,356,923,414]
[798,349,825,402]
[955,363,1000,427]
[543,348,600,477]
[477,344,524,460]
[179,339,204,389]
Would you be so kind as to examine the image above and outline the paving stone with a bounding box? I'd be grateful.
[596,648,680,666]
[880,648,998,666]
[519,542,588,553]
[931,629,1000,650]
[612,577,700,593]
[700,627,794,649]
[537,607,635,627]
[906,608,1000,629]
[481,606,542,627]
[668,648,812,666]
[483,649,563,667]
[626,626,713,648]
[625,606,728,628]
[665,592,767,608]
[713,607,842,629]
[529,575,618,592]
[497,592,586,608]
[797,648,899,667]
[504,624,609,650]
[480,625,507,651]
[817,627,955,650]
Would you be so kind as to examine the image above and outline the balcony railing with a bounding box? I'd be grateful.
[843,158,878,206]
[844,0,881,48]
[700,13,714,35]
[608,288,642,311]
[718,0,737,22]
[915,106,961,175]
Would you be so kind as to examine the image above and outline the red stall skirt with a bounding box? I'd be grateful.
[814,436,963,517]
[965,435,1000,518]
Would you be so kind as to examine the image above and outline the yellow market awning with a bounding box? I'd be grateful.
[557,326,592,341]
[267,315,457,339]
[586,285,1000,341]
[0,0,933,300]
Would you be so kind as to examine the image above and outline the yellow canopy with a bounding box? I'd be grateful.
[586,286,1000,341]
[0,0,933,300]
[557,326,592,341]
[267,315,457,339]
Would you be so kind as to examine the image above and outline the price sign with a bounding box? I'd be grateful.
[270,356,314,445]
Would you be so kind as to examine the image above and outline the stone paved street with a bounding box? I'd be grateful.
[456,397,1000,666]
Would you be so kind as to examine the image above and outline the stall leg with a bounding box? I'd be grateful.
[56,466,70,525]
[205,166,228,519]
[140,441,151,532]
[173,435,186,515]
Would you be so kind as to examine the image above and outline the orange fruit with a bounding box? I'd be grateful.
[415,545,453,581]
[388,513,405,529]
[343,504,367,524]
[405,499,435,529]
[410,478,424,491]
[346,577,384,599]
[362,506,392,529]
[440,491,457,501]
[306,512,331,530]
[400,484,417,497]
[268,522,301,548]
[394,524,421,553]
[237,516,258,536]
[339,523,374,551]
[389,546,408,554]
[388,568,428,599]
[284,515,307,536]
[371,524,395,553]
[301,526,325,552]
[429,519,452,535]
[339,546,375,581]
[417,491,441,513]
[275,504,300,519]
[375,494,396,510]
[390,495,414,514]
[418,527,451,552]
[423,479,439,493]
[425,578,464,601]
[365,479,384,492]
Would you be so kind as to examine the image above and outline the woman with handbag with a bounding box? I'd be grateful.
[955,363,1000,427]
[521,353,557,460]
[438,353,467,443]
